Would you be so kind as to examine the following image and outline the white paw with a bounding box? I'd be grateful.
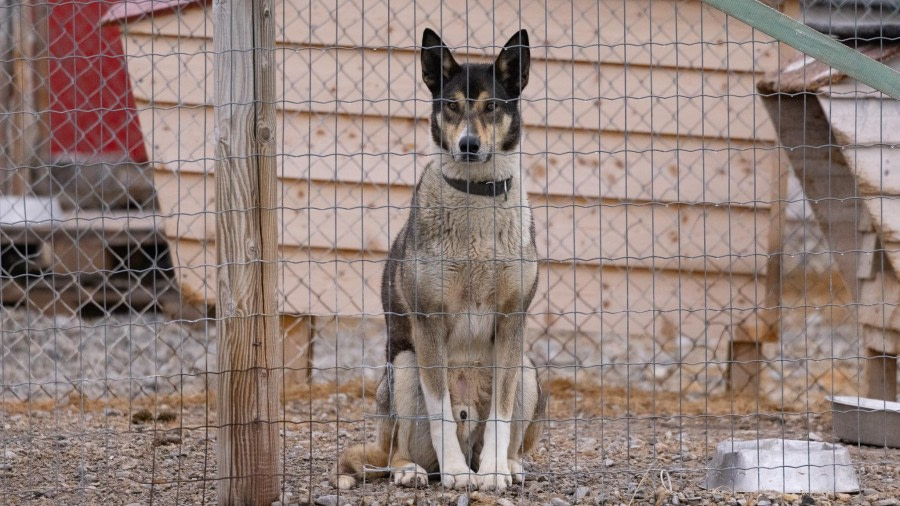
[393,464,428,488]
[476,459,512,491]
[333,474,356,490]
[440,464,480,490]
[508,459,525,483]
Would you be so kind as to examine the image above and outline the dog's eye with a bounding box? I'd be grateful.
[485,101,496,112]
[446,102,459,112]
[459,410,467,420]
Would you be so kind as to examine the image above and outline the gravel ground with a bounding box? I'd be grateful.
[1,384,897,506]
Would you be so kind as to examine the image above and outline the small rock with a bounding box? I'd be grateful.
[293,489,310,506]
[3,450,15,459]
[758,501,772,506]
[456,495,469,506]
[551,498,572,506]
[115,471,131,479]
[272,502,283,506]
[835,493,851,502]
[497,499,516,506]
[314,496,351,506]
[800,495,816,505]
[672,495,680,505]
[573,486,590,501]
[104,408,121,417]
[874,500,900,506]
[603,458,614,467]
[328,393,348,404]
[807,432,823,442]
[152,431,182,446]
[783,494,801,503]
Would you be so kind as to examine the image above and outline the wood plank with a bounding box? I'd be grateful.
[856,233,879,281]
[887,242,900,278]
[762,148,791,350]
[154,170,769,275]
[763,95,867,299]
[858,270,900,331]
[842,146,900,196]
[123,34,774,141]
[863,340,898,401]
[137,102,776,207]
[212,0,280,500]
[822,54,900,98]
[863,324,900,360]
[120,0,779,72]
[863,196,900,243]
[820,96,900,145]
[170,238,774,341]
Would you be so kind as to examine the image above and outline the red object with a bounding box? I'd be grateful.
[48,0,147,162]
[101,0,206,25]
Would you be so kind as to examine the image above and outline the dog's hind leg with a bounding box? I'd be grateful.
[389,351,430,488]
[415,316,479,490]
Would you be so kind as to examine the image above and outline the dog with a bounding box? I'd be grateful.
[330,351,544,489]
[376,27,539,491]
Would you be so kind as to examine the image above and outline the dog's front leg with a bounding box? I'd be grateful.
[415,316,479,489]
[477,313,524,491]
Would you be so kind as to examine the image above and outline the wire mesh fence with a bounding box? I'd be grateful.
[1,0,898,503]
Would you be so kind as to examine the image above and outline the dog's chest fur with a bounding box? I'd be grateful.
[391,159,538,364]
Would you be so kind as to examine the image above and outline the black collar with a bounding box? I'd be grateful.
[442,175,513,199]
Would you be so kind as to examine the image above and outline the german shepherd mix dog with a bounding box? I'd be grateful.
[331,29,544,492]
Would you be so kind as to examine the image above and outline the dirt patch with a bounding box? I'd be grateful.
[2,383,897,505]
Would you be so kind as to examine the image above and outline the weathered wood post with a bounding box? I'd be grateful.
[213,0,280,501]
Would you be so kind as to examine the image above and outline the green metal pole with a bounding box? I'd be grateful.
[703,0,900,99]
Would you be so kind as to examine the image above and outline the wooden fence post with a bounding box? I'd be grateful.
[213,0,280,501]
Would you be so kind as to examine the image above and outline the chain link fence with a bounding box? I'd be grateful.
[1,0,898,503]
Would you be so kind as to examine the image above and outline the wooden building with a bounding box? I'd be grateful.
[760,45,900,401]
[104,0,785,391]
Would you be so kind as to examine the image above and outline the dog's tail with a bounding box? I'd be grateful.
[330,443,390,489]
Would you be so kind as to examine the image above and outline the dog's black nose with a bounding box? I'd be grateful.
[459,136,480,154]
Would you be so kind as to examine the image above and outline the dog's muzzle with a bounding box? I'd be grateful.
[454,135,490,163]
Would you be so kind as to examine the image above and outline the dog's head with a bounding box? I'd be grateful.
[421,28,530,164]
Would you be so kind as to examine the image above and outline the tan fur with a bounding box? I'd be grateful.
[331,351,545,489]
[437,101,515,164]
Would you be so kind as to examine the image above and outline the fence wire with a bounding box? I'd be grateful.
[0,0,898,504]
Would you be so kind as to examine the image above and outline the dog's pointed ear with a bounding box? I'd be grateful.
[421,28,459,96]
[493,29,530,98]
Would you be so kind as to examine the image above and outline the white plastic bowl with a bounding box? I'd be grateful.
[702,438,860,493]
[828,395,900,448]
